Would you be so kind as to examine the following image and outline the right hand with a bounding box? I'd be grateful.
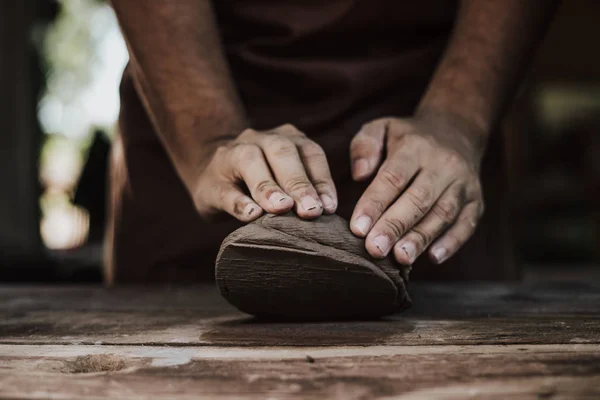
[193,124,337,222]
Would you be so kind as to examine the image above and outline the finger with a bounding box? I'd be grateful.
[294,138,337,214]
[230,144,294,214]
[259,134,323,219]
[428,200,483,264]
[350,120,387,181]
[350,154,419,238]
[393,184,465,265]
[211,183,264,223]
[365,171,450,258]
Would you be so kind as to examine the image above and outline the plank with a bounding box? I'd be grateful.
[1,283,599,347]
[0,344,598,399]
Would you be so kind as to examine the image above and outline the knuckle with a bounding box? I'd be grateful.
[434,199,460,224]
[255,179,276,195]
[280,123,295,131]
[373,118,390,129]
[423,170,439,185]
[445,151,466,169]
[360,122,371,131]
[366,195,387,215]
[217,184,230,202]
[350,141,374,160]
[284,176,312,193]
[311,178,332,192]
[387,132,408,149]
[351,133,367,147]
[407,186,433,214]
[214,144,231,160]
[407,130,427,145]
[464,178,482,201]
[352,134,378,151]
[239,128,256,139]
[269,138,297,158]
[411,226,432,247]
[445,232,461,250]
[359,120,378,133]
[235,143,261,163]
[379,167,406,190]
[300,140,325,159]
[278,123,303,137]
[381,217,408,239]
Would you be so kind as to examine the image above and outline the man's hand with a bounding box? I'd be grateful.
[349,114,485,265]
[193,124,337,222]
[346,0,558,266]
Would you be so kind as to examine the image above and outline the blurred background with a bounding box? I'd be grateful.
[0,0,598,282]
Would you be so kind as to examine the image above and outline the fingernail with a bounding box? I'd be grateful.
[353,159,370,178]
[373,235,390,256]
[244,203,257,217]
[300,196,322,212]
[401,242,417,263]
[269,192,291,208]
[432,247,448,263]
[354,215,372,235]
[320,194,336,212]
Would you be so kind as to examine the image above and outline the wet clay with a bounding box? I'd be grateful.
[215,213,411,320]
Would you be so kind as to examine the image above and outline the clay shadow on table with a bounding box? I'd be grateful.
[203,316,415,346]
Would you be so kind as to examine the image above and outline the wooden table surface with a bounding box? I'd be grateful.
[0,279,599,399]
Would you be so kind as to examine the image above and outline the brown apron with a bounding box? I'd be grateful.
[106,0,518,283]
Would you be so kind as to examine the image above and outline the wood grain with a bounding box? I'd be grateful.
[0,281,598,399]
[0,344,598,399]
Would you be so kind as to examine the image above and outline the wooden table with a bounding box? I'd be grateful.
[1,279,599,399]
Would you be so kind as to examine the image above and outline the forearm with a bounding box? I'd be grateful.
[417,0,558,148]
[110,0,246,188]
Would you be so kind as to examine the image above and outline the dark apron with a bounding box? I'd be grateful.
[106,0,518,283]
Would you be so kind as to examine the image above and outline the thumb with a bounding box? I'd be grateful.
[349,119,387,181]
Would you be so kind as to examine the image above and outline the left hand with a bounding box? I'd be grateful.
[349,113,486,265]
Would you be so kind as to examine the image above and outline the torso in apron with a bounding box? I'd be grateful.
[214,0,457,132]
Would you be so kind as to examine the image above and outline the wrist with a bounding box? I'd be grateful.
[415,106,489,155]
